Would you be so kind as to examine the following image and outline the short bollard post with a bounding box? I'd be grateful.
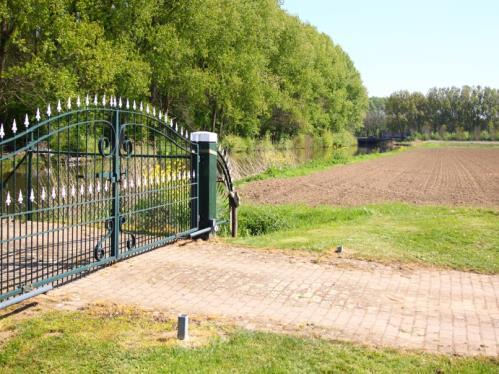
[177,314,189,340]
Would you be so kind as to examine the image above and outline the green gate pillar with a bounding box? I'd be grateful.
[191,131,218,232]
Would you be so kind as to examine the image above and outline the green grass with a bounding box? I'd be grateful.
[237,146,408,185]
[0,307,496,373]
[228,203,499,273]
[418,141,499,149]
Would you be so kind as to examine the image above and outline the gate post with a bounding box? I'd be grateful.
[190,131,217,233]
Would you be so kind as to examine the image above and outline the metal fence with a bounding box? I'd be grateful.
[0,95,236,305]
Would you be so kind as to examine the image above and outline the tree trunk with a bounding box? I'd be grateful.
[211,101,217,132]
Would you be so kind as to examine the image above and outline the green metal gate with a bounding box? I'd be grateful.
[0,96,221,304]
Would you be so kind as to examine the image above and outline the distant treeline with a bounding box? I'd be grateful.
[0,0,367,140]
[363,86,499,140]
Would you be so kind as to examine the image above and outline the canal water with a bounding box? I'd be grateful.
[229,141,399,180]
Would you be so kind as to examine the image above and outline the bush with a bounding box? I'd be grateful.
[221,135,250,152]
[238,206,290,236]
[332,130,357,148]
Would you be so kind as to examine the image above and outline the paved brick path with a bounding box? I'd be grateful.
[48,241,499,357]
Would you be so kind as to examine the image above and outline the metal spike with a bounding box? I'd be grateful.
[80,184,84,196]
[109,96,114,107]
[102,94,106,107]
[77,96,81,107]
[24,114,29,128]
[36,108,41,121]
[0,124,5,139]
[118,97,123,108]
[61,185,66,199]
[30,189,35,202]
[175,123,178,132]
[158,111,162,121]
[41,188,46,201]
[146,104,150,114]
[57,100,62,113]
[170,119,173,127]
[51,187,56,200]
[133,100,137,110]
[152,107,156,116]
[47,103,52,117]
[12,119,17,134]
[139,102,143,111]
[96,180,101,193]
[94,94,98,106]
[186,130,189,139]
[104,181,109,192]
[71,185,76,197]
[126,98,130,109]
[85,95,90,106]
[6,191,11,206]
[180,127,183,136]
[67,97,72,110]
[88,184,93,195]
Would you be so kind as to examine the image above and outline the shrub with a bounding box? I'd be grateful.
[221,135,249,152]
[238,206,290,236]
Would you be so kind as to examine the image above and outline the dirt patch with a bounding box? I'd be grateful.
[240,148,499,207]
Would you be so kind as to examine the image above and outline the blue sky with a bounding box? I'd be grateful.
[282,0,499,97]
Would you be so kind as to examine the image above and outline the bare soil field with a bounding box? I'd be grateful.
[240,148,499,207]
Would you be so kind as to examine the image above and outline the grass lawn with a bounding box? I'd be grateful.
[228,203,499,273]
[0,306,496,373]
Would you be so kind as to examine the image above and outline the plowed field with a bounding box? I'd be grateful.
[240,148,499,207]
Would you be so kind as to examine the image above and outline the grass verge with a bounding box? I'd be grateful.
[228,203,499,273]
[237,146,408,185]
[417,141,499,149]
[0,306,496,373]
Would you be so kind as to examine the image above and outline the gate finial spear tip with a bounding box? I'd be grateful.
[94,94,98,106]
[133,100,137,110]
[0,123,4,139]
[47,103,52,117]
[119,97,123,108]
[146,104,150,114]
[140,102,143,111]
[102,94,106,107]
[12,119,17,134]
[57,100,62,113]
[126,98,130,109]
[77,96,81,108]
[36,108,41,121]
[5,191,11,206]
[24,114,29,127]
[18,190,23,204]
[67,97,72,110]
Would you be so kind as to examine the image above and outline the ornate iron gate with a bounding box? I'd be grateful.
[0,96,201,302]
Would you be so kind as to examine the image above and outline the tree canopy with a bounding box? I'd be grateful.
[0,0,367,139]
[361,86,499,140]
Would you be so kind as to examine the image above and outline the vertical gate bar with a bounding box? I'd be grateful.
[111,109,121,259]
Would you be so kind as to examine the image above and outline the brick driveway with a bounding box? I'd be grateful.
[49,241,499,357]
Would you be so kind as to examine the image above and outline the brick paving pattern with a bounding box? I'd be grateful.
[49,242,499,357]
